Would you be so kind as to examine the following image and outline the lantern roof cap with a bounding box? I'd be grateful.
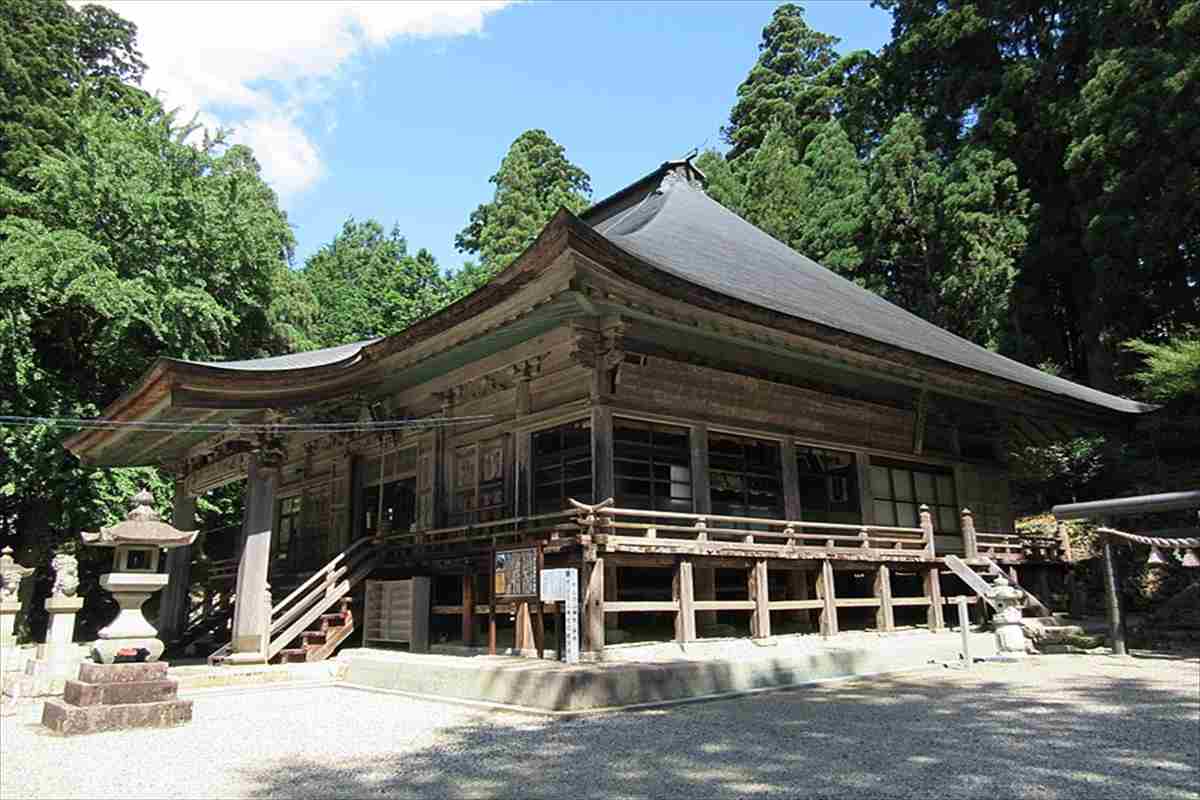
[81,488,197,548]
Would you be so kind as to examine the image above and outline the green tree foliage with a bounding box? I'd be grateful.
[0,0,146,188]
[1124,329,1200,403]
[302,218,452,347]
[0,85,307,601]
[864,114,1030,347]
[723,3,842,161]
[455,129,591,283]
[874,0,1200,391]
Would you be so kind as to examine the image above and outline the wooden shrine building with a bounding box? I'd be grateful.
[64,159,1155,663]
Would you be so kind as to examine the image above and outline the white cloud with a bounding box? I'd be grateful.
[91,2,514,201]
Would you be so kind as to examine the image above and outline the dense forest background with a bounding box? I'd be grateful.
[1,0,1197,602]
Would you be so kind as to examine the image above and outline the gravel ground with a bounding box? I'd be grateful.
[2,651,1197,800]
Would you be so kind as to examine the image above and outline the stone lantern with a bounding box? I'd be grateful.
[987,576,1030,659]
[81,489,197,663]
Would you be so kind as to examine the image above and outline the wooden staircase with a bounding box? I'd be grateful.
[273,597,356,663]
[208,537,381,666]
[944,555,1052,616]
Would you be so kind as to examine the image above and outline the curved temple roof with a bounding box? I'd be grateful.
[589,167,1152,415]
[67,158,1154,467]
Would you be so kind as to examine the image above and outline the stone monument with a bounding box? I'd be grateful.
[988,576,1032,660]
[40,488,196,735]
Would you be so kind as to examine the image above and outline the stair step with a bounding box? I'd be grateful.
[301,631,327,644]
[275,648,308,664]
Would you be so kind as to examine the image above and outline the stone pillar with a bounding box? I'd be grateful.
[229,457,278,663]
[157,483,196,644]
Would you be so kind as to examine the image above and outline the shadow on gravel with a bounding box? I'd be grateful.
[240,653,1200,800]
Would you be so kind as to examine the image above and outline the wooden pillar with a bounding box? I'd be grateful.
[592,406,614,503]
[924,566,945,631]
[674,558,696,643]
[691,425,716,630]
[749,559,771,639]
[157,481,196,644]
[961,508,978,559]
[1101,534,1127,656]
[781,441,801,520]
[604,561,619,629]
[816,560,838,636]
[230,457,277,662]
[582,556,605,652]
[787,568,812,629]
[514,600,534,652]
[461,574,476,646]
[874,564,895,633]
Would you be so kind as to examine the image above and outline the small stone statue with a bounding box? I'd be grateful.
[50,553,80,598]
[0,547,34,603]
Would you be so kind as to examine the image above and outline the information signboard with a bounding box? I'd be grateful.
[493,547,538,599]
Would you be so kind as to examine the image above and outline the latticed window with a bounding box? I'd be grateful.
[614,419,693,512]
[275,495,302,564]
[796,446,861,524]
[870,462,958,532]
[532,420,592,513]
[708,432,784,520]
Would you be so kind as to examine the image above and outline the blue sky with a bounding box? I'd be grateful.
[101,2,893,273]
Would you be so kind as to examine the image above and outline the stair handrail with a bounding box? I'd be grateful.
[270,537,375,620]
[265,547,380,662]
[268,543,377,638]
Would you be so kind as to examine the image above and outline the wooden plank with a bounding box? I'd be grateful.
[583,556,605,652]
[603,601,680,612]
[604,560,619,628]
[694,600,756,611]
[816,560,838,636]
[750,559,771,639]
[924,566,945,631]
[834,597,882,608]
[874,564,895,632]
[781,441,801,520]
[891,597,932,607]
[768,600,825,610]
[674,559,696,643]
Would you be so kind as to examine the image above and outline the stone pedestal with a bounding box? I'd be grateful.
[38,594,85,662]
[92,572,168,664]
[41,661,192,736]
[0,600,20,650]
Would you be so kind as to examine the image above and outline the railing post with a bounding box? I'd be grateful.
[816,559,838,637]
[674,558,696,643]
[961,507,978,559]
[874,564,895,633]
[920,504,936,558]
[749,559,770,639]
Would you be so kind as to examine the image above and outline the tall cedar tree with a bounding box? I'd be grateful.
[722,3,842,161]
[455,129,590,285]
[302,219,452,348]
[874,0,1200,391]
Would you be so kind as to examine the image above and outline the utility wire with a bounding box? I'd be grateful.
[0,414,493,434]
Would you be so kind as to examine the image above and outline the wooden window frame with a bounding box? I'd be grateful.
[869,459,959,533]
[613,417,694,512]
[531,419,593,514]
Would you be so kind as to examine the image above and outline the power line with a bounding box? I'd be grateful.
[0,414,493,434]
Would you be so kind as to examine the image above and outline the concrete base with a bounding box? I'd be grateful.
[0,644,33,673]
[4,646,91,698]
[340,629,1000,712]
[41,661,193,736]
